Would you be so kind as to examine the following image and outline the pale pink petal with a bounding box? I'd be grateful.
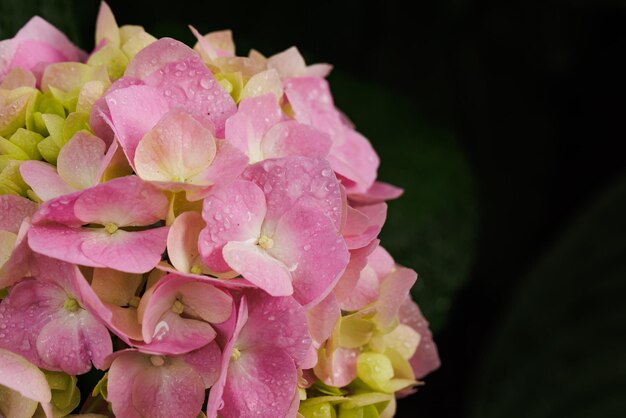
[240,69,283,101]
[339,265,380,311]
[179,282,232,324]
[167,211,206,273]
[242,156,343,230]
[225,94,282,161]
[223,241,293,297]
[300,345,318,369]
[0,194,37,233]
[95,1,119,48]
[155,263,256,290]
[91,268,143,307]
[327,129,379,193]
[306,63,333,78]
[132,355,205,418]
[348,181,404,204]
[105,84,170,165]
[73,176,168,226]
[306,293,341,347]
[182,341,222,388]
[267,47,306,79]
[192,29,235,60]
[375,267,418,329]
[238,291,311,366]
[221,347,297,418]
[268,205,349,307]
[0,221,34,288]
[199,180,266,272]
[314,347,358,387]
[399,297,440,379]
[0,231,16,268]
[57,132,107,190]
[0,67,36,89]
[19,161,75,201]
[342,203,387,250]
[36,309,112,374]
[107,351,150,418]
[368,245,395,280]
[261,121,332,159]
[0,348,51,404]
[134,109,217,184]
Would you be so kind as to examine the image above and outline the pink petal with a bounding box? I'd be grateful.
[327,129,379,193]
[368,245,395,280]
[0,194,37,233]
[238,291,311,366]
[225,94,282,161]
[155,263,257,290]
[182,341,222,388]
[375,267,418,329]
[36,309,112,374]
[342,203,387,250]
[267,47,306,79]
[179,283,232,324]
[105,84,170,166]
[348,181,404,204]
[19,161,75,201]
[134,109,217,184]
[268,205,349,307]
[139,310,216,355]
[73,176,168,226]
[0,220,33,288]
[28,225,106,268]
[57,132,107,190]
[261,121,332,159]
[307,293,341,347]
[199,180,266,272]
[314,347,358,387]
[399,297,440,379]
[242,156,343,230]
[223,241,293,297]
[107,351,150,418]
[132,355,205,418]
[187,140,248,200]
[91,268,143,307]
[220,347,297,418]
[0,348,51,404]
[339,265,380,311]
[125,38,197,80]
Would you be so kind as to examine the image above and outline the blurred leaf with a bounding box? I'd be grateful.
[0,0,82,46]
[329,70,477,331]
[469,174,626,418]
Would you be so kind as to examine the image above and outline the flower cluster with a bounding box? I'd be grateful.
[0,3,440,418]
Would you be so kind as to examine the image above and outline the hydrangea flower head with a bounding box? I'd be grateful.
[0,3,440,417]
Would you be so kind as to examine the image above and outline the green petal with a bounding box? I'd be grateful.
[9,129,44,160]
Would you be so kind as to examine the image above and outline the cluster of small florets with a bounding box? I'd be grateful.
[0,3,439,418]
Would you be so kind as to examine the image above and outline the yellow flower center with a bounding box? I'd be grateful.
[104,223,118,234]
[171,299,184,315]
[257,235,274,250]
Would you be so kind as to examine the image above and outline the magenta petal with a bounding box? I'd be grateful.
[199,180,266,272]
[399,297,441,379]
[242,156,343,230]
[73,176,168,226]
[36,309,112,374]
[238,291,311,366]
[261,121,332,159]
[0,195,37,234]
[182,341,222,388]
[269,205,349,307]
[221,347,297,418]
[0,348,51,404]
[19,161,75,201]
[132,356,205,418]
[106,84,170,166]
[223,241,293,297]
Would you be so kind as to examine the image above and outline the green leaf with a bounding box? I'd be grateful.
[469,174,626,418]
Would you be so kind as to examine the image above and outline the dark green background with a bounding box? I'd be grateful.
[1,1,625,417]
